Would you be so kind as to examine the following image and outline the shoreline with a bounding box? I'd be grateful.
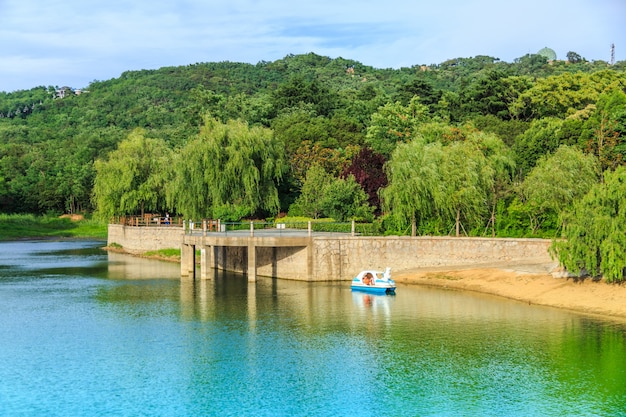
[105,246,626,321]
[394,264,626,321]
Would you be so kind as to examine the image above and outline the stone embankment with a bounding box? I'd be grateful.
[109,224,557,281]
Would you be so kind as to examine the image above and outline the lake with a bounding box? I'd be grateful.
[1,240,625,416]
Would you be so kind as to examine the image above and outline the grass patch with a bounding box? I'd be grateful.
[0,214,107,241]
[143,248,181,261]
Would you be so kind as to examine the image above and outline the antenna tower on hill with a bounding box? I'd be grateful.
[610,43,615,65]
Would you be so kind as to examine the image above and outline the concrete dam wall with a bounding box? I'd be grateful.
[108,224,555,281]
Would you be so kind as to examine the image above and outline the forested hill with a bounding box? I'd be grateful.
[0,52,625,220]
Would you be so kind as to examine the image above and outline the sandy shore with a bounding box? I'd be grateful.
[395,262,626,320]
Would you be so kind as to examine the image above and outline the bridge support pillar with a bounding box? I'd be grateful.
[200,245,213,279]
[181,243,196,279]
[247,242,256,282]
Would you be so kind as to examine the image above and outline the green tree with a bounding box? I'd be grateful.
[271,106,333,155]
[93,129,171,219]
[382,131,509,236]
[459,69,524,120]
[510,70,626,120]
[290,165,372,221]
[167,117,286,220]
[580,90,626,172]
[271,75,337,117]
[552,166,626,282]
[365,96,430,157]
[438,138,493,236]
[566,51,583,64]
[289,165,332,219]
[476,131,516,236]
[381,139,443,235]
[519,146,599,234]
[320,175,373,222]
[513,117,568,178]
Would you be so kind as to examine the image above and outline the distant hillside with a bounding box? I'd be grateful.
[0,52,624,217]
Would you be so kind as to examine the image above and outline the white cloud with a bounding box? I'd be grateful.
[0,0,624,92]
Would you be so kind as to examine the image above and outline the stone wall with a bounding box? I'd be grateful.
[108,224,184,253]
[255,246,310,280]
[310,236,554,280]
[111,225,555,281]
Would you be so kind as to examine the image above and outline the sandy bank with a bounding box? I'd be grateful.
[395,262,626,320]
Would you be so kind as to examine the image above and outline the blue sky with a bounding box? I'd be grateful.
[1,0,624,92]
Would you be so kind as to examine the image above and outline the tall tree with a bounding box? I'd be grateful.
[519,146,599,234]
[167,117,286,220]
[580,90,626,172]
[552,166,626,282]
[320,175,372,222]
[289,164,333,219]
[93,129,170,219]
[381,139,443,235]
[365,96,430,157]
[382,131,509,236]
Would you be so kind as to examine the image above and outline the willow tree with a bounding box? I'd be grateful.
[552,166,626,282]
[381,138,444,235]
[167,117,286,220]
[382,131,509,236]
[439,138,493,236]
[519,146,599,234]
[479,132,516,236]
[93,129,170,220]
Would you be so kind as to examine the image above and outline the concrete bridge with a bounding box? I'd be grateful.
[181,228,316,281]
[108,223,555,282]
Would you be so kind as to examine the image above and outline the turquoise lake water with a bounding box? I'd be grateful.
[1,240,626,416]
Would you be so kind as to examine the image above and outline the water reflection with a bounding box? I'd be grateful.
[106,251,180,280]
[3,242,626,416]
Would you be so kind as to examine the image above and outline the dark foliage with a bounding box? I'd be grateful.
[342,147,387,214]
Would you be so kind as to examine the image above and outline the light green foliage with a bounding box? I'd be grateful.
[289,165,333,219]
[513,117,569,177]
[519,146,599,233]
[510,71,626,120]
[438,137,494,236]
[381,139,443,232]
[93,129,170,219]
[167,117,286,220]
[289,165,372,221]
[365,96,430,157]
[271,106,333,155]
[553,166,626,282]
[382,131,511,236]
[320,175,373,222]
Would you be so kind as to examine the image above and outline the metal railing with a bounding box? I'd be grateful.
[112,215,183,227]
[184,220,379,237]
[112,217,381,237]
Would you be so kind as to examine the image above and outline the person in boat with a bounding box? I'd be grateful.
[363,272,374,285]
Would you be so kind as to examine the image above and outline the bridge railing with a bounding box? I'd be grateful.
[111,215,183,227]
[111,217,381,236]
[184,220,381,237]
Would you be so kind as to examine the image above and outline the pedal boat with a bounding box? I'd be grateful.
[351,267,396,294]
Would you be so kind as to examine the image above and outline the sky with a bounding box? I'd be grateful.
[1,0,625,93]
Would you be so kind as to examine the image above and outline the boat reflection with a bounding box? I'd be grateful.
[351,291,394,317]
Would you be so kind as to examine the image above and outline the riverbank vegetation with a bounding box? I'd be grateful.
[1,50,625,279]
[0,214,107,240]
